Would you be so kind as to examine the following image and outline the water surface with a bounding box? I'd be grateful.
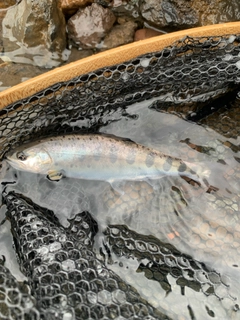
[1,97,240,319]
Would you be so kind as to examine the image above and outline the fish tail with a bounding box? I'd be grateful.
[186,159,238,196]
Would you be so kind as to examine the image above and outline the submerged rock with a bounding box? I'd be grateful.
[139,0,240,29]
[67,3,116,49]
[1,0,69,68]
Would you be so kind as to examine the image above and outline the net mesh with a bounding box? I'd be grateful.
[0,34,240,159]
[0,33,240,319]
[3,191,168,320]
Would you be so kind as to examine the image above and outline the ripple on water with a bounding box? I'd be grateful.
[1,97,240,319]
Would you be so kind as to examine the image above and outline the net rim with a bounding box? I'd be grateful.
[0,21,240,109]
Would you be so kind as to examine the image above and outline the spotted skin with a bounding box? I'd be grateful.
[6,134,200,183]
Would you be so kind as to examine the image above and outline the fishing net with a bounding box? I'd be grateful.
[0,34,240,159]
[0,32,240,319]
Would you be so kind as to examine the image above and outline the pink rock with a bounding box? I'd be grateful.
[134,28,164,41]
[67,3,116,49]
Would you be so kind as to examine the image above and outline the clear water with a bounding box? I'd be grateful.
[1,97,240,319]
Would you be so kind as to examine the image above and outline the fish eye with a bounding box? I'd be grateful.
[16,151,28,161]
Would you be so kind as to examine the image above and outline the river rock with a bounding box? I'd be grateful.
[140,0,198,28]
[2,0,68,67]
[67,3,116,49]
[0,61,45,91]
[140,0,240,29]
[60,0,93,14]
[192,0,240,25]
[103,20,137,49]
[0,0,17,10]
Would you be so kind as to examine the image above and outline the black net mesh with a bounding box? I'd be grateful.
[3,191,168,320]
[0,33,240,319]
[0,257,39,320]
[103,224,233,299]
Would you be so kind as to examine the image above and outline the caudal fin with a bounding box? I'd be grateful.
[185,159,239,197]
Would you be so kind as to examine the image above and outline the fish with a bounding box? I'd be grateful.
[3,190,168,320]
[6,134,202,183]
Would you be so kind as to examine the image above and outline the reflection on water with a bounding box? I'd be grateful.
[1,98,240,319]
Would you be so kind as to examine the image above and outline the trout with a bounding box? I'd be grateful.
[6,134,200,183]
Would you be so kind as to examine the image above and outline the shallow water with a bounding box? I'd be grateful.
[1,97,240,319]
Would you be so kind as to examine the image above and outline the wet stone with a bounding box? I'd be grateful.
[0,62,45,92]
[67,3,116,49]
[140,0,198,28]
[139,0,240,29]
[2,0,68,67]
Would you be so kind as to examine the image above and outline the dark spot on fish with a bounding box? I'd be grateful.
[145,153,154,168]
[110,155,118,164]
[178,162,187,172]
[78,155,84,162]
[109,146,118,164]
[126,149,136,165]
[163,157,172,172]
[93,155,101,162]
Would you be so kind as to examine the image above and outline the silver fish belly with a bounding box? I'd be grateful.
[6,134,198,182]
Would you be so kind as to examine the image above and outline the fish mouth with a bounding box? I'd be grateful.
[6,156,25,170]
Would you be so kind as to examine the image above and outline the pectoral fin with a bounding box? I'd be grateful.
[47,170,63,181]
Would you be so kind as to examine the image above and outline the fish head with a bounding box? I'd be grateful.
[7,145,53,174]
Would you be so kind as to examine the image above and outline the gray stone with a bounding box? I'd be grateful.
[67,3,116,49]
[139,0,240,29]
[2,0,69,67]
[140,0,198,28]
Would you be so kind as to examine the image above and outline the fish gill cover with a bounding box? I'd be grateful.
[0,33,240,319]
